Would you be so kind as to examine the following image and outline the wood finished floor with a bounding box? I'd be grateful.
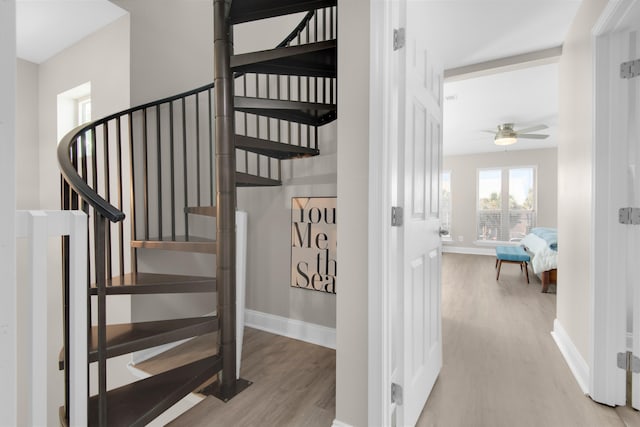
[162,328,336,427]
[418,253,633,427]
[139,253,640,426]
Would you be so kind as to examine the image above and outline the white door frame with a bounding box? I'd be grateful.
[368,0,395,424]
[591,0,639,406]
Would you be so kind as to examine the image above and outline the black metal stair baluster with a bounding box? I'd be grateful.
[115,117,124,277]
[169,103,176,240]
[102,124,113,280]
[127,112,138,272]
[314,10,318,43]
[142,109,150,241]
[315,126,319,151]
[156,105,163,240]
[323,8,327,41]
[60,174,71,424]
[196,93,202,207]
[95,214,108,426]
[182,98,189,240]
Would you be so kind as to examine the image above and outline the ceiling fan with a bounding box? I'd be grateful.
[483,123,549,146]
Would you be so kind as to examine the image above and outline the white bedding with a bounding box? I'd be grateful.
[521,233,557,274]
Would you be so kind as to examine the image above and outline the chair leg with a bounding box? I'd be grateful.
[524,262,529,284]
[495,258,498,268]
[496,260,502,280]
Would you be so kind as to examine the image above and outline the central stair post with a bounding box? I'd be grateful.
[214,0,237,397]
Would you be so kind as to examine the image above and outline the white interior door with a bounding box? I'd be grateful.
[396,1,444,425]
[625,14,640,412]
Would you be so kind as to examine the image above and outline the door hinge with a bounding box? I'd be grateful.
[621,58,640,79]
[391,206,403,227]
[391,382,403,405]
[618,207,640,225]
[393,28,405,51]
[617,351,640,373]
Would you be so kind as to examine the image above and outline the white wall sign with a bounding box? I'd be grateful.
[291,197,337,294]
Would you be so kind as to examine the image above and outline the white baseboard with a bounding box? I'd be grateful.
[442,245,495,256]
[551,318,590,394]
[245,309,336,350]
[331,420,354,427]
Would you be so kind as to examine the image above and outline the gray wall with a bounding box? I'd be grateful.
[557,0,608,366]
[113,0,214,105]
[443,148,558,248]
[237,123,337,328]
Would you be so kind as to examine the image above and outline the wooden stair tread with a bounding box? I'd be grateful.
[234,96,337,126]
[89,316,219,363]
[185,206,217,217]
[229,0,336,24]
[235,134,319,159]
[136,332,218,376]
[231,40,336,77]
[236,172,282,187]
[88,355,222,426]
[131,236,215,254]
[90,272,216,295]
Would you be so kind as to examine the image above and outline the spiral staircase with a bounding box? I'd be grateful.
[57,1,337,425]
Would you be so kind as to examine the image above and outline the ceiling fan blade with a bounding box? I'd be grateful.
[481,130,496,134]
[518,134,549,139]
[515,124,548,134]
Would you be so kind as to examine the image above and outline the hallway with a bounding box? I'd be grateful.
[418,253,632,427]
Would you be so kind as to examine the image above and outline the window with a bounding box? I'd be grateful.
[477,167,536,242]
[77,96,92,125]
[441,170,451,234]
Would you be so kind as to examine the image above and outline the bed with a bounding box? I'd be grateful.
[521,227,557,292]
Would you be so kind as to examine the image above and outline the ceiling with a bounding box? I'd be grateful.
[427,1,582,156]
[16,0,126,64]
[15,0,581,156]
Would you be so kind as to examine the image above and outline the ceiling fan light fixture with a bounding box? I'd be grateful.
[494,135,517,146]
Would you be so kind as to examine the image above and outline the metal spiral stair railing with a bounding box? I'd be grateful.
[57,1,336,425]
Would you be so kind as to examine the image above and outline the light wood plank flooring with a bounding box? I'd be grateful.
[160,328,336,427]
[418,253,633,427]
[139,253,640,426]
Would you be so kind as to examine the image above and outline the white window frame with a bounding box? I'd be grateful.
[476,165,537,244]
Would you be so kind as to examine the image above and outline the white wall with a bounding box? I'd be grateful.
[557,0,608,367]
[444,148,558,248]
[16,59,39,209]
[38,15,131,209]
[336,0,370,424]
[0,1,17,424]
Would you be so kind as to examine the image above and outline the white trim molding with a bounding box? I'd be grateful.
[244,309,336,350]
[551,319,590,394]
[442,245,495,256]
[331,420,354,427]
[590,0,638,407]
